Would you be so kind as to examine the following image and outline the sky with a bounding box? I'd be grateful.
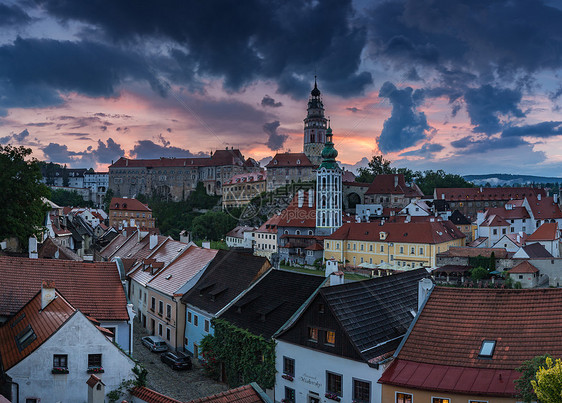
[2,0,562,176]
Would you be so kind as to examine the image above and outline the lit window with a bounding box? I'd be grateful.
[432,398,450,403]
[479,340,496,358]
[396,393,412,403]
[308,327,318,342]
[325,331,336,345]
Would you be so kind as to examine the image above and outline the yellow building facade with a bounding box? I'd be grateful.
[324,221,465,268]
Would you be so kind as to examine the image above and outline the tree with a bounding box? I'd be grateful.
[470,266,489,281]
[413,169,474,195]
[0,145,50,247]
[50,189,93,208]
[356,155,394,183]
[532,357,562,403]
[103,188,114,213]
[516,354,552,402]
[191,211,238,241]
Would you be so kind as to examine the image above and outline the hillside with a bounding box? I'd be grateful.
[463,174,562,186]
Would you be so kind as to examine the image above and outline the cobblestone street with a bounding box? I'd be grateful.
[132,321,228,401]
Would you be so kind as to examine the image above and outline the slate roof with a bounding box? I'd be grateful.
[449,210,471,225]
[527,222,558,241]
[181,250,270,315]
[147,246,218,296]
[518,242,553,258]
[220,270,325,339]
[326,221,465,244]
[186,383,270,402]
[99,228,137,259]
[380,287,562,397]
[320,268,429,362]
[365,174,423,197]
[0,256,129,321]
[434,187,544,201]
[0,289,76,370]
[265,152,314,168]
[509,261,539,273]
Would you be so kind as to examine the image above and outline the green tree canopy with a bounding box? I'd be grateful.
[0,145,50,246]
[532,356,562,403]
[516,354,552,402]
[49,189,94,208]
[191,211,238,241]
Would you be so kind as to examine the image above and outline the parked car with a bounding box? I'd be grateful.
[141,335,168,352]
[160,351,192,370]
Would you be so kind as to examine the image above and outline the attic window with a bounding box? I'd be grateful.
[15,325,37,352]
[165,275,172,280]
[297,159,301,165]
[274,160,278,165]
[478,340,496,358]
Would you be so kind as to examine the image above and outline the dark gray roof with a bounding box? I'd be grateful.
[320,268,429,362]
[181,250,270,315]
[449,210,471,225]
[522,242,553,258]
[220,269,325,339]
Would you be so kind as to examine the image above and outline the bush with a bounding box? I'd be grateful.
[471,266,489,281]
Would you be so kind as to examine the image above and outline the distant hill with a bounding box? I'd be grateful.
[463,174,562,186]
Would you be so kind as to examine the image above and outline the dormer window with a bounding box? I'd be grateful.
[274,160,278,165]
[297,159,301,165]
[478,340,496,358]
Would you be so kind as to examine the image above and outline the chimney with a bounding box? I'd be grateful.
[149,234,158,249]
[418,278,434,311]
[308,189,314,208]
[441,193,445,200]
[29,237,38,259]
[87,374,105,403]
[330,271,345,287]
[125,159,128,167]
[555,193,559,204]
[538,193,542,201]
[202,241,211,249]
[480,186,483,192]
[325,259,338,277]
[180,230,192,244]
[41,280,56,310]
[517,234,521,244]
[394,175,398,188]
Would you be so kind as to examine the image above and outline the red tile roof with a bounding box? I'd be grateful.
[255,214,282,233]
[509,261,539,273]
[38,237,82,261]
[226,226,256,239]
[480,214,510,227]
[278,192,316,228]
[525,194,562,220]
[131,386,182,403]
[265,152,314,168]
[86,374,104,387]
[224,171,266,185]
[527,222,558,241]
[110,149,246,169]
[365,174,423,197]
[110,197,151,212]
[327,221,465,244]
[0,289,76,370]
[438,247,508,258]
[186,384,268,403]
[380,287,562,396]
[0,256,129,321]
[434,187,545,201]
[485,206,530,220]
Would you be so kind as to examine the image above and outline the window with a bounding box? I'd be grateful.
[353,379,371,403]
[396,393,412,403]
[166,327,171,341]
[158,323,163,336]
[479,340,496,358]
[432,398,450,403]
[15,325,36,351]
[411,247,415,254]
[188,311,192,323]
[204,319,210,332]
[325,330,336,345]
[493,229,498,235]
[380,245,384,252]
[166,304,172,319]
[151,297,155,311]
[369,245,373,251]
[26,399,38,403]
[88,353,102,368]
[194,315,198,326]
[284,387,296,402]
[283,356,295,376]
[308,327,318,342]
[158,300,163,315]
[419,247,423,255]
[326,371,342,396]
[53,354,68,369]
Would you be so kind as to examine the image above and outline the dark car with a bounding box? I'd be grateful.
[160,351,192,370]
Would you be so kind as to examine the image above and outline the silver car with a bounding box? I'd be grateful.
[141,335,168,352]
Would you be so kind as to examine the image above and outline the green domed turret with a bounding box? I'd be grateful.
[320,126,339,169]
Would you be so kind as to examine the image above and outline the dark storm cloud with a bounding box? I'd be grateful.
[41,138,124,166]
[261,95,283,108]
[35,0,371,97]
[13,129,29,142]
[0,136,12,144]
[377,82,431,153]
[0,37,160,108]
[130,140,208,159]
[450,135,529,154]
[464,85,525,134]
[501,121,562,138]
[0,4,31,26]
[399,143,444,157]
[263,121,288,151]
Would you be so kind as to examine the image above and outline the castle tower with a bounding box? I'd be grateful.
[316,125,342,236]
[304,77,327,166]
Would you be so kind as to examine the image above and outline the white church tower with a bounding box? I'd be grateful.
[316,125,342,236]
